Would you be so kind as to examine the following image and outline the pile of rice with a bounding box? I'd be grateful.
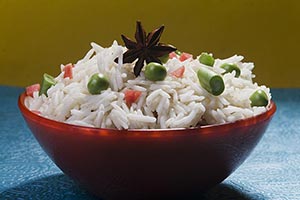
[25,41,271,129]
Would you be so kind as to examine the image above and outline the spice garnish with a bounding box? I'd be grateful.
[116,21,177,76]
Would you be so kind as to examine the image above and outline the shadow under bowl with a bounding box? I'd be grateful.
[18,93,276,199]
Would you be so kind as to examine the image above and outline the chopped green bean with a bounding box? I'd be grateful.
[87,73,109,95]
[39,73,56,96]
[197,67,225,96]
[220,63,241,78]
[199,52,215,66]
[250,89,269,107]
[144,62,167,81]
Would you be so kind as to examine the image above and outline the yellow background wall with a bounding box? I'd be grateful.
[0,0,299,87]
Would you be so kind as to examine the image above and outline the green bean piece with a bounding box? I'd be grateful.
[144,62,167,81]
[197,67,225,96]
[87,73,110,95]
[39,73,56,96]
[220,63,241,78]
[250,89,269,107]
[159,54,169,64]
[199,52,215,66]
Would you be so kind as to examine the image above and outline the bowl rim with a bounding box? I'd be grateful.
[18,92,276,134]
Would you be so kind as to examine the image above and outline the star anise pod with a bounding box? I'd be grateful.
[115,21,177,76]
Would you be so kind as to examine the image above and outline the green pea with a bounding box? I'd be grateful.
[39,73,56,96]
[199,52,215,66]
[87,73,110,95]
[197,67,225,96]
[175,50,182,55]
[159,54,169,64]
[220,63,241,78]
[144,62,167,81]
[250,89,269,107]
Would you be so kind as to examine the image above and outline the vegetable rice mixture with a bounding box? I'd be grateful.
[24,21,271,129]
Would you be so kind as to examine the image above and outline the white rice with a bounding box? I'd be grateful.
[25,41,271,129]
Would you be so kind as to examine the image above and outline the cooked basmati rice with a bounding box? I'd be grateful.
[25,41,271,129]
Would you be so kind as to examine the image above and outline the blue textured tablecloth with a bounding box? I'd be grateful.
[0,86,299,200]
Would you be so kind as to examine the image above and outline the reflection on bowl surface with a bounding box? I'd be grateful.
[18,92,276,199]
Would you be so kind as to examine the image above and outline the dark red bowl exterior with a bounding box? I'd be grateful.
[18,93,276,199]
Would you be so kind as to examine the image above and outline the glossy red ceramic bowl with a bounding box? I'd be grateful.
[18,92,276,199]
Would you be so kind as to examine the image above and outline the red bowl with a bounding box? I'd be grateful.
[18,92,276,199]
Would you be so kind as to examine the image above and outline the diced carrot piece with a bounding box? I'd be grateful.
[63,63,73,79]
[124,89,142,106]
[26,84,40,97]
[170,66,185,78]
[179,52,193,61]
[169,52,178,59]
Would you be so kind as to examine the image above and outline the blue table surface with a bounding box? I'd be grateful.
[0,86,299,200]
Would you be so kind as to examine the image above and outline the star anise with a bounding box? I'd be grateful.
[115,21,177,76]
